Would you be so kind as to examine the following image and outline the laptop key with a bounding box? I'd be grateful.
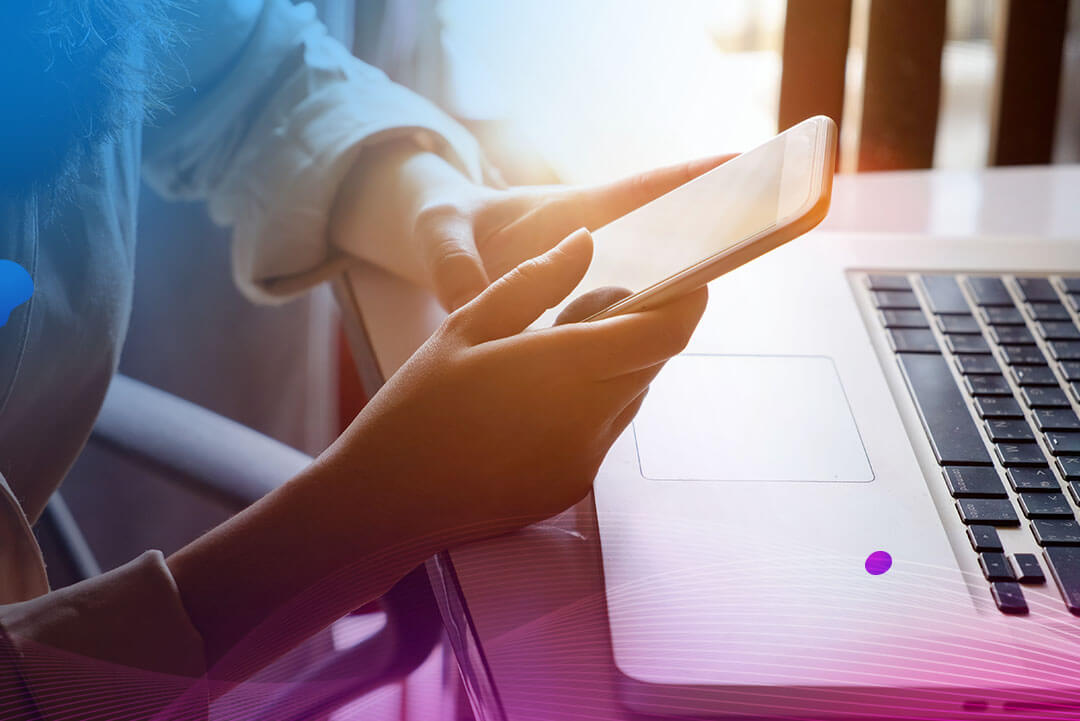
[955,355,1001,375]
[873,290,921,310]
[1032,519,1080,545]
[990,582,1028,614]
[1012,554,1046,584]
[1032,408,1080,431]
[964,375,1012,396]
[943,466,1008,497]
[1037,321,1080,341]
[979,552,1015,581]
[936,315,981,334]
[888,329,940,354]
[981,306,1025,325]
[967,525,1003,552]
[866,274,912,291]
[966,277,1014,306]
[1061,362,1080,381]
[896,353,994,465]
[1021,386,1070,408]
[1046,432,1080,456]
[1016,277,1059,302]
[1069,481,1080,505]
[1058,457,1080,481]
[995,442,1048,467]
[1018,492,1074,518]
[988,325,1036,345]
[921,275,970,314]
[1060,278,1080,293]
[974,396,1024,418]
[1026,302,1071,321]
[983,419,1035,442]
[1048,341,1080,361]
[1043,547,1080,614]
[999,345,1048,366]
[880,309,930,328]
[1007,467,1059,492]
[946,335,991,355]
[956,498,1019,525]
[1011,365,1058,386]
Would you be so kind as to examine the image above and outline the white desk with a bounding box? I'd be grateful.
[342,166,1080,721]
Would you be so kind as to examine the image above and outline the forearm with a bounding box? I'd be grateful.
[165,436,445,683]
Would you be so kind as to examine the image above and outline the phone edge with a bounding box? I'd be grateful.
[583,116,838,322]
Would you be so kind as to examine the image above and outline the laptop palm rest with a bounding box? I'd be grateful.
[632,354,873,482]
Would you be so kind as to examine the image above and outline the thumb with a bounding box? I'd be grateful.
[422,211,491,311]
[458,228,593,342]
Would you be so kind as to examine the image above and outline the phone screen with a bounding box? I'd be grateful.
[539,120,824,326]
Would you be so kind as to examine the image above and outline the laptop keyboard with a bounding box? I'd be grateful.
[865,272,1080,616]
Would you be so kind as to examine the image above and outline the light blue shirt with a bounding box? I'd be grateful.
[0,0,480,524]
[0,2,479,716]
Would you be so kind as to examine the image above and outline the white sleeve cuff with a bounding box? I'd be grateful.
[142,0,484,304]
[214,79,483,302]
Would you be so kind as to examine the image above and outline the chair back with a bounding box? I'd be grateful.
[779,0,1069,170]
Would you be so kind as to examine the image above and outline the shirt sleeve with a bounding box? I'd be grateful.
[142,0,483,303]
[0,552,209,721]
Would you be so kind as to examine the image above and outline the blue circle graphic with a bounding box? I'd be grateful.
[0,260,33,328]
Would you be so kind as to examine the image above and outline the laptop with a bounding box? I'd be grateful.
[593,229,1080,718]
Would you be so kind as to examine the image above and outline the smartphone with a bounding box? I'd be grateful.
[545,115,837,325]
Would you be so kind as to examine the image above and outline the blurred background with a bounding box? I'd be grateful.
[425,0,1079,180]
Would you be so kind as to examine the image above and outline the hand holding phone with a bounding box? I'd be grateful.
[538,116,837,326]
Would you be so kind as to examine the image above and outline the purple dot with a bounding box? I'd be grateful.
[865,551,892,575]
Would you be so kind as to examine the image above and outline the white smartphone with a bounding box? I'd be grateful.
[543,115,837,325]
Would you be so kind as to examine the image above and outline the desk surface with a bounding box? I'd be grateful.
[344,166,1080,721]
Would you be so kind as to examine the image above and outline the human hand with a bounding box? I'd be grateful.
[330,148,732,311]
[413,155,732,311]
[554,286,633,326]
[167,229,705,671]
[334,228,707,544]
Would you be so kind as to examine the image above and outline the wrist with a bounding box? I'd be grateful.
[309,422,449,562]
[329,144,476,284]
[318,412,504,559]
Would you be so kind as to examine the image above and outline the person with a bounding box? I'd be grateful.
[0,1,714,718]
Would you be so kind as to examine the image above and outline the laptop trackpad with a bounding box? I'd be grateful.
[633,355,873,482]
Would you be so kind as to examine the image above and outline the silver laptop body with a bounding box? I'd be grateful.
[597,229,1080,719]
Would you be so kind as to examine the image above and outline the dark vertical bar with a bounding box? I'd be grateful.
[779,0,853,137]
[858,0,947,171]
[989,0,1069,166]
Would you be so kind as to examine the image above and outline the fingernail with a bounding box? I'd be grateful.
[559,227,592,253]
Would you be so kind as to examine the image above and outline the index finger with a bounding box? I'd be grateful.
[573,154,736,230]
